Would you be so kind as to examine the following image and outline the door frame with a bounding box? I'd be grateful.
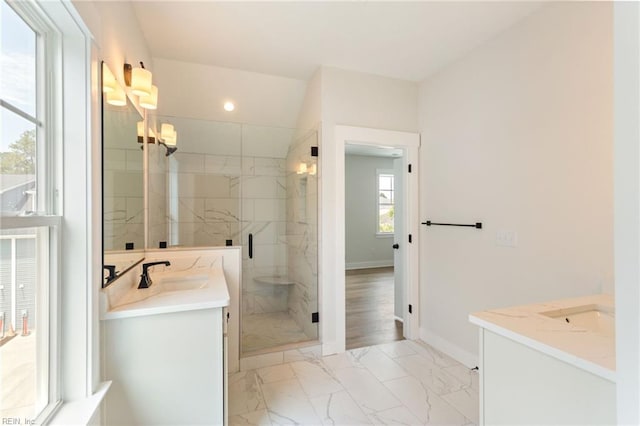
[334,125,420,346]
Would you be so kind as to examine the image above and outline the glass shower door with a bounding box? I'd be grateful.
[240,125,318,355]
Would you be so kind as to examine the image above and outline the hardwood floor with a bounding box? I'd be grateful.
[345,267,403,350]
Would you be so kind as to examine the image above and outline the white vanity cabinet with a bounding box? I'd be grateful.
[478,329,615,425]
[103,307,226,425]
[470,294,616,426]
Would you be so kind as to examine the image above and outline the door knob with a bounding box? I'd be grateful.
[392,243,400,249]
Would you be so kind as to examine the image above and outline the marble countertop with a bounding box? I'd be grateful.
[102,267,230,320]
[469,294,615,382]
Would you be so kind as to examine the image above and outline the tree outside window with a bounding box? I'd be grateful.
[378,172,394,234]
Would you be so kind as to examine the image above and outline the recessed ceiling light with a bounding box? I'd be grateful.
[224,101,235,112]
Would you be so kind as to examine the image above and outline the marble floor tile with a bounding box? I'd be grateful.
[322,351,363,372]
[229,370,266,416]
[383,376,469,425]
[377,340,418,359]
[229,409,273,426]
[442,387,480,424]
[230,340,479,426]
[394,354,466,396]
[332,366,403,414]
[283,345,322,363]
[405,340,460,368]
[243,312,311,353]
[241,351,284,371]
[310,390,372,425]
[261,379,323,425]
[366,405,423,425]
[348,346,408,382]
[444,365,480,392]
[256,363,296,384]
[290,360,344,398]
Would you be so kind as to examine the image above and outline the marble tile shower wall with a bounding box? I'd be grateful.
[159,148,290,317]
[241,156,289,316]
[286,133,319,340]
[103,148,144,250]
[164,151,241,248]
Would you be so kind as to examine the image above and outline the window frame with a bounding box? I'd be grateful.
[1,0,94,422]
[376,168,395,236]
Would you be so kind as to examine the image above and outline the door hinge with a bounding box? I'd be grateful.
[408,234,412,243]
[311,146,319,157]
[312,312,319,323]
[408,304,413,314]
[408,163,412,173]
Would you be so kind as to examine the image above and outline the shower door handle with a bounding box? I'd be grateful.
[248,233,253,259]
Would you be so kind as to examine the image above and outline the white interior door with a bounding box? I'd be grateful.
[392,156,406,328]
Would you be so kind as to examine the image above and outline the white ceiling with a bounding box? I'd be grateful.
[131,1,542,82]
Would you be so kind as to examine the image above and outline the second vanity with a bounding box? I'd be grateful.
[100,247,240,426]
[469,294,615,426]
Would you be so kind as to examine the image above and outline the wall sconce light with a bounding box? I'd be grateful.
[139,85,158,110]
[297,163,308,175]
[124,61,152,97]
[308,164,317,176]
[106,84,127,106]
[160,123,174,141]
[137,121,156,144]
[224,101,235,112]
[164,130,177,146]
[158,123,178,156]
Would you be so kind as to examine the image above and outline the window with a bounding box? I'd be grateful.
[377,171,394,234]
[1,0,61,421]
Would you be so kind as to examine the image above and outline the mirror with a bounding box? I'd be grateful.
[102,62,144,286]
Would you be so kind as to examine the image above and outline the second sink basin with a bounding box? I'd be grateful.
[540,304,614,338]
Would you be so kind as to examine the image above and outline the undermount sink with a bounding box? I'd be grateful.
[110,270,214,309]
[159,274,210,292]
[540,304,614,338]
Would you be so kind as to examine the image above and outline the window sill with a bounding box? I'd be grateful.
[46,381,111,426]
[375,233,394,238]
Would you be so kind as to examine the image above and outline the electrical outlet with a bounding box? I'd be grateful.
[496,230,518,247]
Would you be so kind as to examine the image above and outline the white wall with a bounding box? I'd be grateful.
[613,2,640,422]
[152,58,307,129]
[319,67,418,353]
[345,154,395,269]
[418,2,614,365]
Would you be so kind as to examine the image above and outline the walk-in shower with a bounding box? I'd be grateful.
[147,116,319,356]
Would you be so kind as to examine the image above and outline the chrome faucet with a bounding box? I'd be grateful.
[139,261,171,289]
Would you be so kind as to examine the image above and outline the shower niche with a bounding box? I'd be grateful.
[148,117,318,355]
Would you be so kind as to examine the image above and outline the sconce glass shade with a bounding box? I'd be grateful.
[102,64,117,93]
[106,85,126,106]
[164,130,177,147]
[161,123,174,141]
[139,85,158,110]
[131,67,152,97]
[297,163,308,175]
[137,121,144,138]
[308,164,317,176]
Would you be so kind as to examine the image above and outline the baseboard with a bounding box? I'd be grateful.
[345,260,394,270]
[419,327,478,369]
